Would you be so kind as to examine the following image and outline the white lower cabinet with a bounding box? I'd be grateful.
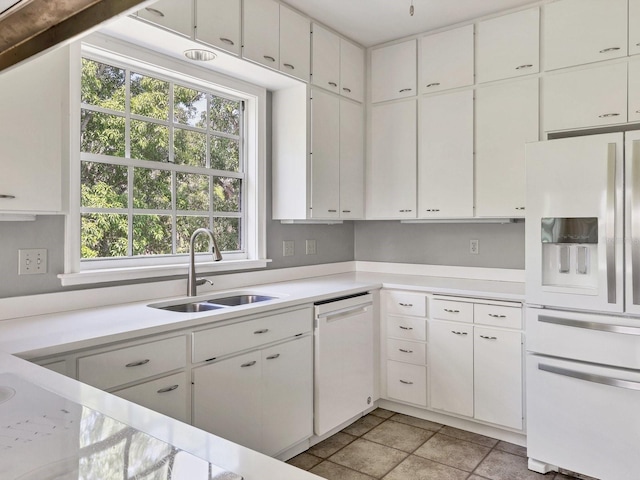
[387,360,427,406]
[193,335,313,456]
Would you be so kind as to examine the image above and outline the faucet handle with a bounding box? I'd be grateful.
[196,278,214,287]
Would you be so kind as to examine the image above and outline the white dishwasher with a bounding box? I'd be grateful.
[314,292,374,436]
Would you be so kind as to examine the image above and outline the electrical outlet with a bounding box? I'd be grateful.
[282,240,295,257]
[18,248,47,275]
[305,239,317,255]
[470,239,479,255]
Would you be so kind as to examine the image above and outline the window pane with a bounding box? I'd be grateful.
[133,215,172,255]
[81,162,128,208]
[177,173,209,211]
[81,58,125,111]
[130,72,169,120]
[133,168,172,209]
[209,96,240,135]
[176,216,210,254]
[214,217,241,252]
[81,213,129,259]
[174,128,207,167]
[174,85,207,127]
[210,136,240,171]
[213,177,241,212]
[81,110,125,156]
[131,120,169,162]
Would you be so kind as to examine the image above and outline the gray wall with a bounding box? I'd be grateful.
[354,221,525,270]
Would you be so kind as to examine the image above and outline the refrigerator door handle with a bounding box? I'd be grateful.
[632,140,640,306]
[607,142,617,304]
[539,363,640,391]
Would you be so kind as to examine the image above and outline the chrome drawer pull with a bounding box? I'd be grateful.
[515,207,525,211]
[399,379,414,385]
[488,314,507,318]
[539,363,640,391]
[598,113,620,118]
[515,64,533,70]
[451,331,468,335]
[479,335,498,340]
[157,385,179,394]
[220,37,235,45]
[254,329,269,334]
[399,209,413,212]
[263,55,276,62]
[241,361,257,368]
[426,82,440,88]
[425,209,440,212]
[342,209,351,213]
[399,326,413,330]
[342,87,352,93]
[328,209,337,212]
[283,63,295,70]
[328,81,338,87]
[399,348,413,353]
[599,47,620,53]
[399,88,412,93]
[398,302,413,307]
[125,359,150,367]
[444,309,460,313]
[266,354,280,360]
[0,194,16,199]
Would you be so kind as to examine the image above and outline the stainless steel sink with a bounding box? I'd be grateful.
[158,302,226,313]
[207,294,277,307]
[148,292,279,313]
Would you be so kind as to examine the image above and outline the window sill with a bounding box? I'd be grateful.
[58,259,271,287]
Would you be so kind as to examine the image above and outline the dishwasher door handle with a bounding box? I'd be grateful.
[321,305,372,322]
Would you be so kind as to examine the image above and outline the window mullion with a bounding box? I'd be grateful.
[125,68,133,257]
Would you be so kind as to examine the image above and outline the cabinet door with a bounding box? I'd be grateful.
[340,39,365,102]
[192,351,262,452]
[544,0,627,71]
[312,23,340,94]
[476,78,538,217]
[476,8,539,83]
[279,4,310,82]
[629,60,640,123]
[474,328,523,430]
[262,337,313,456]
[631,0,640,56]
[339,99,364,219]
[543,63,627,132]
[137,0,193,37]
[371,40,417,103]
[420,25,474,94]
[429,320,474,417]
[368,100,417,218]
[311,89,340,219]
[418,90,473,218]
[195,0,241,55]
[386,360,427,406]
[242,0,279,68]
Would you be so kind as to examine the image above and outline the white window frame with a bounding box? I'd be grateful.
[60,40,267,287]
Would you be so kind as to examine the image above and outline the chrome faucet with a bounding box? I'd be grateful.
[187,227,223,296]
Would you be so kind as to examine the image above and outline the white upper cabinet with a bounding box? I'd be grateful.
[418,90,474,218]
[339,99,365,218]
[312,24,365,102]
[544,62,627,132]
[195,0,241,56]
[279,4,311,82]
[371,39,417,103]
[243,0,280,68]
[420,25,474,94]
[476,8,539,83]
[543,0,627,71]
[476,78,538,217]
[368,100,417,218]
[629,60,640,123]
[137,0,193,37]
[630,0,640,56]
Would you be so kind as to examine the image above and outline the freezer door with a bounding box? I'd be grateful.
[625,130,640,315]
[525,132,624,312]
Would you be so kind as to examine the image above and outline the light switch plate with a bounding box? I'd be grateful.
[18,248,47,275]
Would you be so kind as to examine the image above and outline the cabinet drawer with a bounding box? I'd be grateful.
[387,338,426,365]
[474,304,522,329]
[78,336,186,390]
[431,299,473,323]
[192,308,312,363]
[386,291,427,317]
[386,360,427,406]
[113,372,189,423]
[387,315,426,341]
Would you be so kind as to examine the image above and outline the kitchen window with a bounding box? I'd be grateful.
[60,45,267,286]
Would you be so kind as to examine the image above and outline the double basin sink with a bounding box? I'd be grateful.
[148,293,279,313]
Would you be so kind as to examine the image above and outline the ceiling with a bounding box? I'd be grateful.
[284,0,541,46]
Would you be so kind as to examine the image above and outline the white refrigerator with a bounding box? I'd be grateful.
[525,131,640,480]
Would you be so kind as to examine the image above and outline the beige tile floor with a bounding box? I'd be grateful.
[287,409,596,480]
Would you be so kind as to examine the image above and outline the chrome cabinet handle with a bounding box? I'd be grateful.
[488,314,506,318]
[599,47,621,53]
[451,330,468,335]
[444,309,460,313]
[539,315,640,336]
[399,379,414,385]
[515,64,533,70]
[241,361,257,367]
[283,63,295,70]
[0,194,15,199]
[399,326,413,330]
[479,335,498,340]
[399,303,413,307]
[145,7,165,17]
[632,140,640,306]
[539,363,640,391]
[606,142,617,304]
[399,88,412,93]
[425,209,440,212]
[342,209,351,213]
[125,359,150,367]
[328,209,337,212]
[220,37,235,45]
[599,113,620,118]
[328,81,338,87]
[399,348,413,353]
[157,384,179,393]
[399,209,413,212]
[515,207,525,211]
[342,87,352,93]
[263,55,276,62]
[254,328,269,334]
[426,82,440,88]
[266,353,280,360]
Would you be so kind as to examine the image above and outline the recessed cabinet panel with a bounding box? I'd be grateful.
[420,25,474,94]
[137,0,193,37]
[629,60,640,123]
[630,0,640,56]
[279,5,310,81]
[476,78,538,217]
[544,0,627,71]
[242,0,280,68]
[195,0,241,55]
[476,8,539,83]
[371,40,417,103]
[312,23,341,94]
[543,63,627,132]
[339,99,365,218]
[340,39,365,102]
[418,90,474,218]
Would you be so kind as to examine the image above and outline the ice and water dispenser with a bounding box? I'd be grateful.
[541,217,599,289]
